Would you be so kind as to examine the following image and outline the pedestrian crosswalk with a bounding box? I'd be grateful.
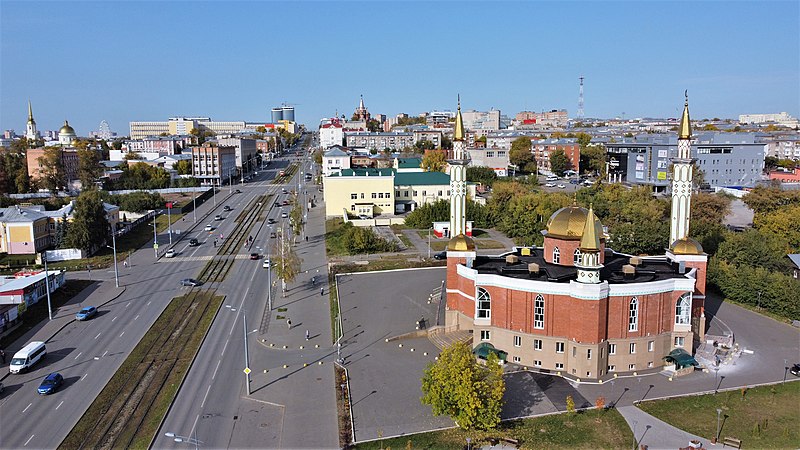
[160,254,256,262]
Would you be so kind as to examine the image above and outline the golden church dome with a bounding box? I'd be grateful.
[447,233,476,251]
[59,120,76,136]
[669,237,704,255]
[546,204,603,240]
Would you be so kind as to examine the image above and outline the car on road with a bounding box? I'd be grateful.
[75,306,97,321]
[204,224,214,231]
[570,179,580,185]
[557,184,566,189]
[188,238,199,247]
[223,205,231,211]
[545,183,556,187]
[791,363,800,376]
[235,189,241,194]
[262,258,272,269]
[37,373,63,395]
[215,214,223,221]
[250,253,260,260]
[433,251,447,260]
[267,218,276,224]
[165,249,176,258]
[282,200,290,206]
[281,212,288,218]
[180,278,203,287]
[270,232,277,239]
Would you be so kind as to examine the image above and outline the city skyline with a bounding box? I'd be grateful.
[1,1,798,135]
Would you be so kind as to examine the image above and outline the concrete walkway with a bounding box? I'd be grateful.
[618,405,709,450]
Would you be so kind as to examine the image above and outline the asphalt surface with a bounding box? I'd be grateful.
[154,147,339,450]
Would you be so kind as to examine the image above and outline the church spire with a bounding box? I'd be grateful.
[27,100,35,123]
[25,100,39,140]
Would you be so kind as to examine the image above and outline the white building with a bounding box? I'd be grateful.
[739,112,798,127]
[319,121,344,149]
[322,146,351,176]
[462,109,501,131]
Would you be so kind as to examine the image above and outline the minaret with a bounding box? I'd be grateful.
[575,204,603,283]
[669,91,694,245]
[448,96,469,240]
[25,101,39,141]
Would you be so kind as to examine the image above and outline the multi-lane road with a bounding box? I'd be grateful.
[0,145,311,449]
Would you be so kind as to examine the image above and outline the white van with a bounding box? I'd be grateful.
[546,175,559,182]
[9,341,46,373]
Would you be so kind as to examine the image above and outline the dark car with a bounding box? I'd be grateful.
[180,278,203,287]
[250,253,260,260]
[75,306,97,321]
[37,372,63,395]
[235,189,241,194]
[791,363,800,377]
[267,218,277,224]
[270,232,277,239]
[433,251,447,260]
[188,238,199,247]
[223,205,231,211]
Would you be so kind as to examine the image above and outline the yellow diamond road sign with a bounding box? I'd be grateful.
[243,367,251,374]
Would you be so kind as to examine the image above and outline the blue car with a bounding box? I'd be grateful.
[76,306,97,321]
[37,373,63,395]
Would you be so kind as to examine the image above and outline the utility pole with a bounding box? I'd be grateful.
[243,310,251,395]
[42,252,53,320]
[153,212,158,259]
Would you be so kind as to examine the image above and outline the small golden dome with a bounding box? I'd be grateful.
[447,233,476,251]
[546,204,602,240]
[670,237,704,255]
[59,120,75,135]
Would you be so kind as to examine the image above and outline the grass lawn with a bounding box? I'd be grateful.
[638,381,800,448]
[326,218,350,256]
[352,409,632,450]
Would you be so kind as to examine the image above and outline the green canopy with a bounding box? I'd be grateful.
[473,342,508,362]
[663,348,698,369]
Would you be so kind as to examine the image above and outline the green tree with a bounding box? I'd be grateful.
[509,137,533,171]
[549,149,571,176]
[77,147,103,189]
[415,139,436,152]
[579,145,606,175]
[466,166,498,188]
[174,159,192,175]
[367,119,381,132]
[421,341,505,431]
[37,147,66,194]
[404,199,450,229]
[754,204,800,252]
[290,196,304,239]
[65,190,108,255]
[440,136,453,150]
[421,151,447,172]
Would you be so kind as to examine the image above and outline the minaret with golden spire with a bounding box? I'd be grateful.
[447,96,473,251]
[669,91,694,246]
[25,100,39,141]
[575,204,604,283]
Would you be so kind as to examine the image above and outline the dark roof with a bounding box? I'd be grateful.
[787,254,800,270]
[473,342,508,361]
[469,248,688,284]
[664,348,698,368]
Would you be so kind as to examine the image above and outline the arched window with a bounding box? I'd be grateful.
[476,287,491,319]
[534,294,545,329]
[553,247,560,264]
[675,294,691,325]
[573,248,582,264]
[628,297,638,332]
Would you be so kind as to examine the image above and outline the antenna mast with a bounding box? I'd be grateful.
[577,76,585,119]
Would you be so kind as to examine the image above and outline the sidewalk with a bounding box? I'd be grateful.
[0,272,126,381]
[617,405,709,450]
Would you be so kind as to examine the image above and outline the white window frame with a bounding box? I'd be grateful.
[648,341,654,352]
[629,297,639,332]
[556,342,565,353]
[480,330,490,341]
[512,356,521,363]
[555,362,564,370]
[608,365,616,372]
[587,349,592,359]
[630,343,636,354]
[553,247,560,264]
[476,287,491,319]
[513,335,522,347]
[675,294,691,325]
[629,364,636,371]
[534,360,542,367]
[534,339,542,350]
[534,294,545,329]
[674,336,685,348]
[573,248,582,264]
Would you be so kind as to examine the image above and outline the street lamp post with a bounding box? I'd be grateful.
[757,290,762,309]
[167,205,172,245]
[632,420,638,450]
[243,310,251,395]
[267,226,272,311]
[42,252,53,320]
[715,408,722,443]
[428,227,432,259]
[713,367,720,394]
[192,189,197,223]
[108,230,119,288]
[153,211,158,259]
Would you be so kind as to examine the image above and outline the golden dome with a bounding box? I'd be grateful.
[59,120,75,135]
[670,237,704,255]
[447,233,476,251]
[546,204,603,240]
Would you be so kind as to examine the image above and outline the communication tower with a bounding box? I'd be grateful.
[577,76,585,119]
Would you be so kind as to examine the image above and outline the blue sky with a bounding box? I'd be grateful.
[1,1,798,135]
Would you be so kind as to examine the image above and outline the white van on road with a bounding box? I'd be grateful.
[9,341,47,373]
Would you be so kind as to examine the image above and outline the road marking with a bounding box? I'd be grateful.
[190,414,200,440]
[119,331,125,338]
[134,314,139,321]
[22,402,32,413]
[213,359,221,380]
[126,302,131,308]
[201,385,211,407]
[75,352,82,360]
[102,351,108,357]
[82,373,88,381]
[24,435,34,446]
[56,401,64,410]
[112,316,117,322]
[146,301,152,306]
[95,332,101,339]
[221,340,229,356]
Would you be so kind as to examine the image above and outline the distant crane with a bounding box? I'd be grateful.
[577,76,585,119]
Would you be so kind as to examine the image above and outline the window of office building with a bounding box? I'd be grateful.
[648,341,654,352]
[674,336,685,348]
[534,294,545,329]
[553,247,560,264]
[514,336,521,347]
[476,287,491,319]
[534,339,542,350]
[675,294,691,325]
[630,343,636,354]
[480,330,490,341]
[555,362,564,369]
[629,298,639,331]
[556,342,565,353]
[574,249,582,264]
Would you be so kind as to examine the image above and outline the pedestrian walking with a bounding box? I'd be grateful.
[0,349,6,363]
[287,318,292,329]
[305,330,309,340]
[320,287,324,296]
[123,259,129,268]
[305,235,308,242]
